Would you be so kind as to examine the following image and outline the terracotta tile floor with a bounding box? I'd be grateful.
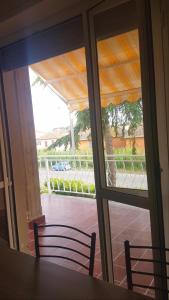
[28,194,154,298]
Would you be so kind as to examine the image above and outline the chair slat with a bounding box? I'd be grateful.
[39,245,90,259]
[40,255,89,270]
[124,240,169,298]
[37,224,91,238]
[38,234,90,248]
[33,223,96,277]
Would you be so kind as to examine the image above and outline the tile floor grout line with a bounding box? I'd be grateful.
[144,278,154,296]
[112,221,150,265]
[29,196,152,293]
[118,248,149,288]
[111,214,150,254]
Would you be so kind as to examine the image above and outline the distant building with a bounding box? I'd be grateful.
[78,126,144,151]
[36,126,144,151]
[36,128,68,150]
[78,129,91,151]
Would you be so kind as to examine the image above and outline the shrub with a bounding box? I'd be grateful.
[40,185,48,194]
[90,184,95,194]
[38,153,146,173]
[44,178,96,196]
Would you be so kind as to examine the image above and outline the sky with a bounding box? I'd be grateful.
[29,68,70,133]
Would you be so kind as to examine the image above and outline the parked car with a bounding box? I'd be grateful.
[52,161,71,171]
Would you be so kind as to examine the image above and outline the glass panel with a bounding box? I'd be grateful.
[28,46,102,278]
[94,15,147,190]
[109,201,154,297]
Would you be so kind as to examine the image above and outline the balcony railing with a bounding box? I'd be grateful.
[38,154,147,197]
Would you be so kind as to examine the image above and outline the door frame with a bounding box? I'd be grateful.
[0,72,18,249]
[83,0,167,286]
[0,0,167,288]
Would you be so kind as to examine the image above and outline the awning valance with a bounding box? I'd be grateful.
[31,29,141,112]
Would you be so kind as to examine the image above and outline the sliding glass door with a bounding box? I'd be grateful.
[0,0,167,296]
[84,0,166,295]
[1,15,103,276]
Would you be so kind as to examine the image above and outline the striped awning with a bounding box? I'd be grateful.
[31,29,141,112]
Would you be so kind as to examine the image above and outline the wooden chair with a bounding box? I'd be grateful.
[33,223,96,276]
[124,240,169,298]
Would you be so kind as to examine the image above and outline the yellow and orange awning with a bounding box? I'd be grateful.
[31,29,141,112]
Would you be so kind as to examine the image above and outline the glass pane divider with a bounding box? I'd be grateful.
[83,11,114,282]
[101,188,150,210]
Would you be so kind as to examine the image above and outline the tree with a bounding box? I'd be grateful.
[32,72,143,186]
[49,127,80,151]
[31,76,45,87]
[50,105,120,186]
[50,99,143,187]
[120,100,143,154]
[101,104,121,186]
[48,109,90,151]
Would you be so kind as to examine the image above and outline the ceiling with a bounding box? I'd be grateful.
[0,1,41,22]
[0,0,97,48]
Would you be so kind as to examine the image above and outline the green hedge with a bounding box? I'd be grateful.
[38,155,146,172]
[38,158,93,169]
[114,156,146,172]
[44,178,95,196]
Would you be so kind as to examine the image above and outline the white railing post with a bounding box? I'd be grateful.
[38,153,146,195]
[45,158,51,195]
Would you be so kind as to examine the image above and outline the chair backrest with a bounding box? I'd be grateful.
[124,240,169,298]
[33,223,96,276]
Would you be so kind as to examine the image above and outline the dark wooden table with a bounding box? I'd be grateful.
[0,248,150,300]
